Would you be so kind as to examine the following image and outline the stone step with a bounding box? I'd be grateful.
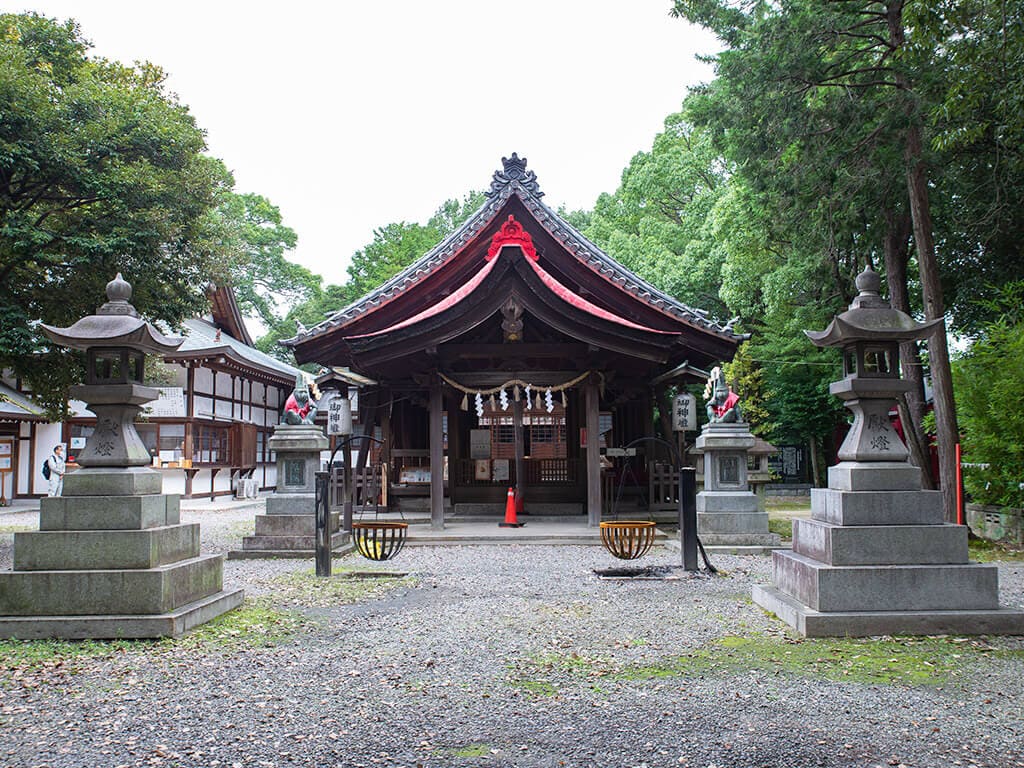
[793,519,968,566]
[697,511,771,535]
[0,588,246,640]
[752,584,1024,638]
[828,461,923,492]
[771,550,1000,613]
[241,531,348,552]
[254,512,340,536]
[697,492,758,514]
[454,503,583,516]
[40,494,180,531]
[13,524,200,571]
[0,554,226,616]
[811,487,943,526]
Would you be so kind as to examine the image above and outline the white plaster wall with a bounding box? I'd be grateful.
[192,394,214,420]
[160,471,186,495]
[193,367,214,392]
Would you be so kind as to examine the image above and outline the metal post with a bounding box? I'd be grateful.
[315,470,331,577]
[679,466,697,571]
[343,446,354,533]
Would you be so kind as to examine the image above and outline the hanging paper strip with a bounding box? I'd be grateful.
[545,388,554,413]
[499,388,509,411]
[524,385,532,409]
[475,392,484,418]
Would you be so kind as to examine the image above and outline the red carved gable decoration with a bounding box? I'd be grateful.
[486,215,538,261]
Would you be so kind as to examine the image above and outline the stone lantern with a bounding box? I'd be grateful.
[0,274,243,639]
[805,265,940,469]
[41,273,183,479]
[752,265,1024,637]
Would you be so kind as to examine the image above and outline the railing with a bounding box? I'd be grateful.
[330,465,382,510]
[454,458,580,486]
[648,462,680,511]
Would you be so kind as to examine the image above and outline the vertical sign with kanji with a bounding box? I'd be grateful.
[673,393,696,432]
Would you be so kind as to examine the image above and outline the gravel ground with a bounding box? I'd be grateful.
[2,507,1024,768]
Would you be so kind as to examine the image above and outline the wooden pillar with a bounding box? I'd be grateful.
[513,397,525,503]
[380,386,392,509]
[585,375,601,527]
[445,389,460,507]
[429,379,445,530]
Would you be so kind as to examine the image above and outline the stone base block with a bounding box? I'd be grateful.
[772,550,999,613]
[41,493,180,531]
[13,524,200,570]
[698,510,769,534]
[811,487,943,526]
[828,462,922,492]
[63,467,163,497]
[753,584,1024,638]
[254,512,339,537]
[698,532,782,547]
[240,530,347,552]
[793,519,968,566]
[0,554,225,616]
[697,492,759,514]
[266,493,316,516]
[0,588,245,640]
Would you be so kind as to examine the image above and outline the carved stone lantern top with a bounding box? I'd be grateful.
[40,273,183,357]
[805,265,941,348]
[805,264,943,463]
[39,273,184,469]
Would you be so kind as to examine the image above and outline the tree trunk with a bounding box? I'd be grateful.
[888,0,959,521]
[883,208,935,489]
[905,124,959,521]
[808,435,822,488]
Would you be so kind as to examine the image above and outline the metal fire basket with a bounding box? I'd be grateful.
[352,521,408,562]
[599,521,657,560]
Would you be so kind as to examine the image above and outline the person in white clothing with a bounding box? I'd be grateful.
[46,444,66,497]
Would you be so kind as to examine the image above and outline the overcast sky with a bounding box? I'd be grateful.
[6,1,720,286]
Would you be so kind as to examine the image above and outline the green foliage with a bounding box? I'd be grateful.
[583,113,730,319]
[954,282,1024,508]
[214,191,317,328]
[0,13,304,414]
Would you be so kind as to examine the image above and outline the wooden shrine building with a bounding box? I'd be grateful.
[286,155,744,527]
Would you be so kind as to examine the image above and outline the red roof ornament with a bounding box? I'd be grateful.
[486,215,538,261]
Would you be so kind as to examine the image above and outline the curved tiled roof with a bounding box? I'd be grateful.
[286,154,744,346]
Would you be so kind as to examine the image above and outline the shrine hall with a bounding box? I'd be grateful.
[286,155,744,527]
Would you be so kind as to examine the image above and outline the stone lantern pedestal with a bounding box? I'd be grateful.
[752,266,1024,637]
[695,422,780,547]
[236,423,345,556]
[0,274,243,639]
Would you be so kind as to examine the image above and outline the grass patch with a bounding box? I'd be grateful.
[510,635,1004,690]
[765,496,811,512]
[618,635,995,686]
[0,637,142,675]
[450,744,490,758]
[968,538,1024,562]
[513,679,558,697]
[166,601,306,651]
[269,567,415,608]
[768,518,793,540]
[0,524,34,534]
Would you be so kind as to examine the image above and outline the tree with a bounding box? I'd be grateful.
[214,191,318,328]
[671,0,973,517]
[0,14,228,413]
[953,282,1024,509]
[584,113,731,320]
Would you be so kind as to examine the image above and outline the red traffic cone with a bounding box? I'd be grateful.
[499,486,524,528]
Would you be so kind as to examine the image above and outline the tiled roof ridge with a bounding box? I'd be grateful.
[289,155,742,345]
